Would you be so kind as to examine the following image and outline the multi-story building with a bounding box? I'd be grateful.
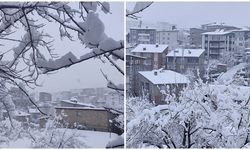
[233,30,247,64]
[126,53,146,96]
[244,48,250,85]
[202,29,235,60]
[202,28,250,65]
[201,22,240,31]
[190,28,207,48]
[190,23,239,49]
[166,48,205,75]
[156,30,178,50]
[138,69,189,105]
[131,44,169,70]
[177,29,190,47]
[129,27,156,44]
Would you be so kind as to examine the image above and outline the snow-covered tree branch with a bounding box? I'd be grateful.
[0,2,124,114]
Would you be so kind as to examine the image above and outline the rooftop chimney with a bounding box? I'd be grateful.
[154,71,158,76]
[143,47,146,51]
[156,44,159,47]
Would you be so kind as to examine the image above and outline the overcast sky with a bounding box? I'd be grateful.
[32,2,124,93]
[127,2,250,29]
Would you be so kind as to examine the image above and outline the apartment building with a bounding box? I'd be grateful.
[190,28,207,48]
[131,44,169,70]
[190,23,239,49]
[202,29,235,59]
[126,53,146,96]
[166,48,205,75]
[156,30,178,50]
[245,48,250,85]
[129,27,156,44]
[201,22,240,31]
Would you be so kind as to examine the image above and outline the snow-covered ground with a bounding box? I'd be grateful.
[0,128,119,148]
[74,130,119,148]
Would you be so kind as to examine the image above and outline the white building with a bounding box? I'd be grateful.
[156,30,178,50]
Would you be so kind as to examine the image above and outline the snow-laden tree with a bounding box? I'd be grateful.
[0,2,124,114]
[0,118,87,148]
[127,78,250,148]
[0,2,124,148]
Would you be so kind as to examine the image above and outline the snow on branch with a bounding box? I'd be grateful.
[100,69,124,93]
[0,2,124,112]
[37,41,123,73]
[126,2,153,19]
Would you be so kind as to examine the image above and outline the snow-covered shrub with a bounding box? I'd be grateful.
[127,79,250,148]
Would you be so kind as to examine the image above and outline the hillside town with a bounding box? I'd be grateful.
[127,20,250,105]
[126,19,250,148]
[0,86,124,148]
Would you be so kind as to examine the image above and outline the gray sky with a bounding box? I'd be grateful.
[33,2,124,92]
[127,2,250,29]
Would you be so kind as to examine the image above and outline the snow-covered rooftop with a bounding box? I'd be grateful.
[55,106,106,111]
[131,44,168,53]
[231,28,250,32]
[139,69,189,85]
[126,53,146,59]
[167,48,205,57]
[130,26,156,30]
[61,99,96,108]
[203,22,233,27]
[202,29,232,35]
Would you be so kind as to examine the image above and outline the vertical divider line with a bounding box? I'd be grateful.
[124,0,127,148]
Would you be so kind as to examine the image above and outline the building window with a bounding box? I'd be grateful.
[187,58,199,63]
[168,57,173,62]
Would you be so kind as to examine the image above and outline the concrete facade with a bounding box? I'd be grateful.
[55,107,116,132]
[166,49,205,76]
[156,30,178,50]
[190,28,207,48]
[126,54,146,96]
[138,70,189,105]
[202,30,235,60]
[129,27,156,44]
[131,44,169,70]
